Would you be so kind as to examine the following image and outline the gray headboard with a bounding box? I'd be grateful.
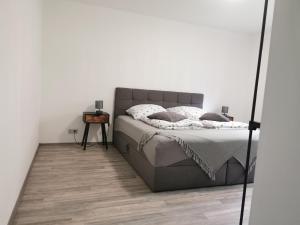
[114,87,204,118]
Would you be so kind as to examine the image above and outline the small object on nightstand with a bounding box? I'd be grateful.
[81,112,110,150]
[221,106,229,115]
[221,106,234,121]
[95,100,104,115]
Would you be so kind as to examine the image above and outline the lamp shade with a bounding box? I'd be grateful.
[222,106,229,114]
[95,100,103,110]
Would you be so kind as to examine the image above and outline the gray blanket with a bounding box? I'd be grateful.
[138,129,259,180]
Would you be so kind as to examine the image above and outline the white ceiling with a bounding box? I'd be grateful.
[71,0,272,33]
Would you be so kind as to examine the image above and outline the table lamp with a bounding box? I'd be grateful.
[222,106,229,116]
[95,100,103,115]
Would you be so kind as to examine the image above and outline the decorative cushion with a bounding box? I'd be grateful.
[167,106,205,121]
[200,113,230,122]
[126,104,166,120]
[147,111,187,122]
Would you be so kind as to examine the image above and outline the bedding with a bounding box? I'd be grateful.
[114,115,188,167]
[167,106,206,120]
[147,111,187,122]
[140,117,248,130]
[140,117,205,130]
[138,129,257,180]
[201,120,249,129]
[126,104,166,120]
[114,115,258,180]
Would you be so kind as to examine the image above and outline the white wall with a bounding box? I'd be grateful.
[249,1,300,225]
[40,0,263,143]
[0,0,42,224]
[253,32,272,122]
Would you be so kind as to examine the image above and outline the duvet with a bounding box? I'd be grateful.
[139,117,249,130]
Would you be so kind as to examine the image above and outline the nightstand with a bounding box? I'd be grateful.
[81,112,110,150]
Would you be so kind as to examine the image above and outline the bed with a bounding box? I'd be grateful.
[113,87,257,192]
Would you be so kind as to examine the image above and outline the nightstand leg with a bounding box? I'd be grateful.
[81,123,88,146]
[84,123,90,150]
[101,123,108,150]
[101,125,105,146]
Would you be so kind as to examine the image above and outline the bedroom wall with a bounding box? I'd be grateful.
[40,0,266,143]
[249,1,300,224]
[0,0,42,224]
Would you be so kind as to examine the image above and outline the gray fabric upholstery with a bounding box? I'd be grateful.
[114,130,254,192]
[200,112,231,122]
[114,88,204,118]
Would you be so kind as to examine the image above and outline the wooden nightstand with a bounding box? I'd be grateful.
[81,112,110,150]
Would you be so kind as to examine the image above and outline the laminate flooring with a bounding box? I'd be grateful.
[11,144,252,225]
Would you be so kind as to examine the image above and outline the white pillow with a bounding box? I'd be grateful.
[167,106,205,121]
[126,104,166,120]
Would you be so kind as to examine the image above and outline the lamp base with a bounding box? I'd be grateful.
[95,110,103,115]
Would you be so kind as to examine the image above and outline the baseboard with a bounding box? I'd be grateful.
[8,145,40,225]
[39,142,113,146]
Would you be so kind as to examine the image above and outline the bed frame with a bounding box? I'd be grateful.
[113,87,254,192]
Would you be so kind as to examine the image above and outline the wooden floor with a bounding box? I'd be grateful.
[12,144,252,225]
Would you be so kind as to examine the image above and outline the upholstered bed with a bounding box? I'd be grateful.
[113,87,256,192]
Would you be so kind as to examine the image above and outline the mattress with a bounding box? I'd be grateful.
[114,115,258,171]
